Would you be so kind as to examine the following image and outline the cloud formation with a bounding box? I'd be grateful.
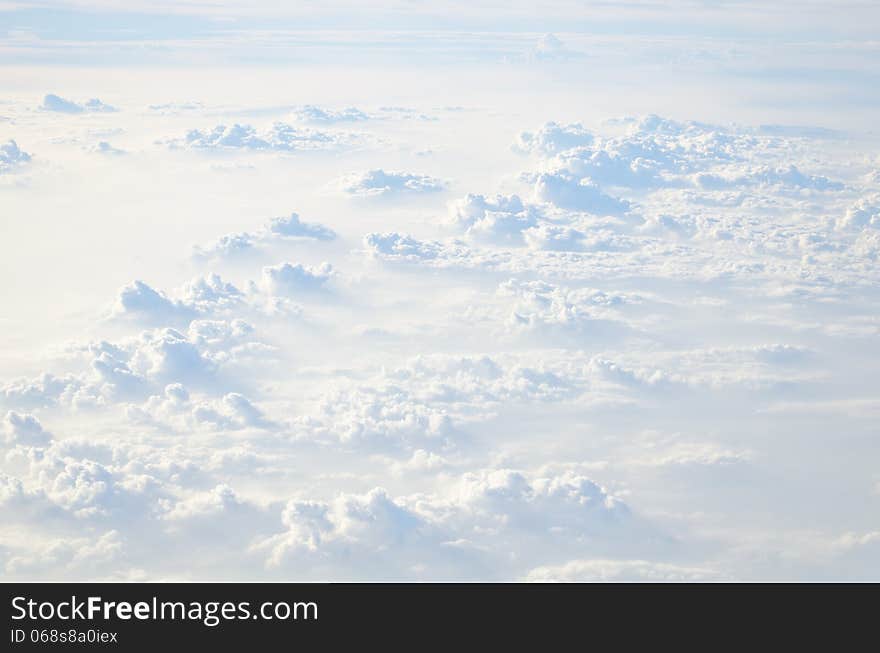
[193,212,336,261]
[40,94,118,114]
[171,123,358,152]
[338,169,446,197]
[0,140,31,173]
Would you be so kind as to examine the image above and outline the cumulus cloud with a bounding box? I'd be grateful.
[529,33,580,62]
[525,559,723,582]
[0,140,31,173]
[447,193,539,245]
[127,384,274,432]
[170,122,357,152]
[291,354,579,451]
[90,141,126,155]
[259,262,334,295]
[40,94,117,114]
[532,172,631,215]
[515,121,594,156]
[111,275,243,323]
[3,412,53,447]
[337,169,446,198]
[362,232,455,262]
[837,195,880,231]
[255,467,636,578]
[292,105,370,124]
[694,165,843,191]
[193,212,336,261]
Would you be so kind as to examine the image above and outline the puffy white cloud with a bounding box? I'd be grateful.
[90,141,126,155]
[171,122,356,152]
[40,94,117,113]
[111,275,243,323]
[265,212,336,241]
[447,193,539,245]
[837,195,880,231]
[514,122,594,156]
[0,140,31,173]
[4,531,124,578]
[193,212,336,261]
[127,384,274,432]
[112,280,194,323]
[497,278,635,336]
[525,559,723,581]
[362,232,457,261]
[338,169,446,198]
[532,172,631,215]
[255,467,636,578]
[3,411,53,447]
[695,164,843,191]
[259,262,334,295]
[529,33,581,62]
[192,232,256,260]
[292,105,370,124]
[1,373,83,410]
[292,354,579,451]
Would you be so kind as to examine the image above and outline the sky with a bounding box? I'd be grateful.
[1,1,879,581]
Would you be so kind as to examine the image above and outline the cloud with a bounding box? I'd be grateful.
[447,193,539,245]
[497,278,635,337]
[514,121,594,156]
[525,559,723,581]
[265,212,336,241]
[192,232,256,260]
[695,165,843,191]
[259,262,334,295]
[338,169,446,198]
[362,232,456,261]
[193,212,336,261]
[7,320,274,410]
[529,33,580,62]
[293,354,577,451]
[3,411,53,447]
[532,172,631,215]
[111,275,243,323]
[1,374,84,410]
[112,280,193,323]
[292,105,370,124]
[255,467,635,579]
[0,140,31,174]
[40,94,118,114]
[837,195,880,231]
[127,384,274,432]
[90,141,126,155]
[171,122,357,152]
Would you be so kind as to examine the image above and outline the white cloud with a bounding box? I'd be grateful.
[837,195,880,231]
[447,193,539,245]
[514,121,594,156]
[532,172,631,215]
[0,140,31,174]
[337,169,446,198]
[292,105,370,124]
[111,275,243,323]
[255,467,637,578]
[3,411,53,447]
[40,94,118,114]
[525,559,723,581]
[259,262,334,295]
[171,122,357,152]
[193,212,336,261]
[90,141,126,155]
